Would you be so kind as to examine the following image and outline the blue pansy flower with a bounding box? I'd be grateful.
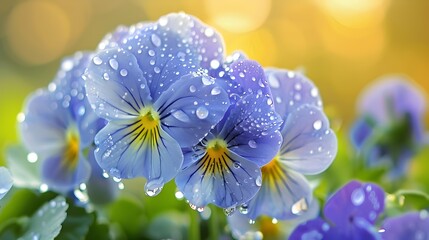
[0,167,13,200]
[380,211,429,240]
[232,69,337,221]
[175,60,283,209]
[19,52,105,192]
[351,76,427,177]
[290,180,385,240]
[84,13,230,195]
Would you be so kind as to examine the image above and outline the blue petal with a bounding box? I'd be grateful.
[97,23,150,50]
[381,211,429,240]
[219,94,283,166]
[94,120,183,184]
[41,152,91,192]
[350,117,374,149]
[208,51,247,79]
[85,48,152,120]
[154,73,230,148]
[19,90,69,157]
[324,180,385,226]
[116,13,224,101]
[246,165,313,220]
[0,167,13,200]
[229,60,272,99]
[265,68,322,120]
[279,105,337,175]
[289,218,330,240]
[175,150,261,208]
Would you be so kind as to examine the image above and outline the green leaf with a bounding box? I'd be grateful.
[5,145,42,189]
[55,201,94,240]
[395,189,429,210]
[20,196,68,240]
[0,218,27,240]
[85,222,111,240]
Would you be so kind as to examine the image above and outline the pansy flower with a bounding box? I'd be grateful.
[19,52,105,192]
[380,211,429,240]
[0,167,13,200]
[290,180,385,240]
[231,69,337,222]
[175,60,283,209]
[85,13,230,195]
[351,76,427,177]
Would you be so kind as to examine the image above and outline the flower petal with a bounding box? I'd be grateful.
[265,68,322,120]
[94,120,183,184]
[0,167,13,200]
[324,180,385,226]
[350,117,374,149]
[381,211,429,240]
[19,90,69,157]
[229,60,271,99]
[220,94,283,166]
[85,48,152,120]
[246,165,313,220]
[289,218,330,240]
[154,73,230,148]
[41,152,91,192]
[97,23,150,50]
[279,105,337,175]
[175,150,261,208]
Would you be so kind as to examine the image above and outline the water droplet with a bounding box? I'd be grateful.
[267,98,273,105]
[204,28,214,37]
[172,110,191,122]
[197,207,205,213]
[311,88,318,97]
[239,72,245,78]
[109,168,120,178]
[140,84,146,89]
[109,58,118,70]
[351,188,365,206]
[151,34,161,47]
[154,67,161,74]
[27,152,38,163]
[93,56,102,65]
[118,182,125,190]
[148,50,155,56]
[79,183,87,190]
[239,204,249,214]
[103,73,110,81]
[78,106,86,116]
[159,16,168,26]
[255,176,262,186]
[268,75,280,88]
[249,219,256,224]
[175,191,184,200]
[39,184,48,193]
[17,112,26,122]
[313,120,322,130]
[291,198,308,215]
[233,162,241,169]
[272,218,278,224]
[145,178,164,197]
[120,69,128,77]
[48,83,56,92]
[189,85,196,93]
[202,76,214,85]
[102,171,109,178]
[287,71,295,78]
[196,106,209,119]
[210,59,220,69]
[248,140,257,148]
[294,83,302,90]
[224,207,236,216]
[211,87,221,95]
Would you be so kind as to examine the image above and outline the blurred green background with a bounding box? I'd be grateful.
[1,0,428,164]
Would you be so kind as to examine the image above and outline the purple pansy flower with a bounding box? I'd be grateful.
[290,180,385,240]
[230,69,337,222]
[19,52,106,192]
[85,13,230,196]
[380,211,429,240]
[0,167,13,200]
[175,60,283,209]
[351,76,427,177]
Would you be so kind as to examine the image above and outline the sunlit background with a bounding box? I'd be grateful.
[1,0,428,164]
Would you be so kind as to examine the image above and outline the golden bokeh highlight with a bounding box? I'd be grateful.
[205,0,271,33]
[5,0,71,65]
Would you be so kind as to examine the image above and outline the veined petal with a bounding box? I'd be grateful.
[246,159,313,220]
[381,211,429,240]
[41,151,91,192]
[97,23,150,50]
[324,180,385,226]
[229,60,271,99]
[154,73,230,148]
[19,90,69,157]
[220,94,283,166]
[208,51,247,80]
[176,146,261,208]
[279,105,337,175]
[0,167,13,200]
[94,118,183,184]
[265,68,322,120]
[85,48,152,121]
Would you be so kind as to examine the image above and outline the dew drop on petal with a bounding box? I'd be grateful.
[93,56,102,65]
[202,76,214,86]
[148,50,155,56]
[159,16,168,26]
[154,67,161,74]
[239,72,245,78]
[204,28,214,37]
[291,198,308,215]
[224,207,236,216]
[109,168,120,178]
[233,162,241,169]
[151,34,161,47]
[175,191,184,200]
[196,106,209,119]
[287,71,295,78]
[140,84,146,89]
[172,110,191,122]
[351,188,365,206]
[145,178,164,197]
[120,69,128,77]
[313,120,322,130]
[210,59,220,69]
[311,88,319,97]
[211,87,221,95]
[239,204,249,214]
[197,207,205,213]
[109,58,118,70]
[272,218,278,224]
[255,176,262,186]
[48,83,56,92]
[248,140,257,148]
[189,85,196,93]
[249,219,256,224]
[103,73,110,81]
[268,74,280,88]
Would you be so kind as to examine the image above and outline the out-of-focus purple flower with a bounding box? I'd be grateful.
[290,180,385,240]
[230,69,337,222]
[175,60,283,209]
[85,13,230,196]
[380,211,429,240]
[0,167,13,200]
[351,76,427,177]
[19,52,105,193]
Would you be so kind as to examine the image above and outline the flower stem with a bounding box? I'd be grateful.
[209,206,219,240]
[189,208,200,240]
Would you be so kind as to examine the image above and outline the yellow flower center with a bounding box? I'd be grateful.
[64,130,80,170]
[131,107,161,149]
[261,155,287,187]
[199,139,231,174]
